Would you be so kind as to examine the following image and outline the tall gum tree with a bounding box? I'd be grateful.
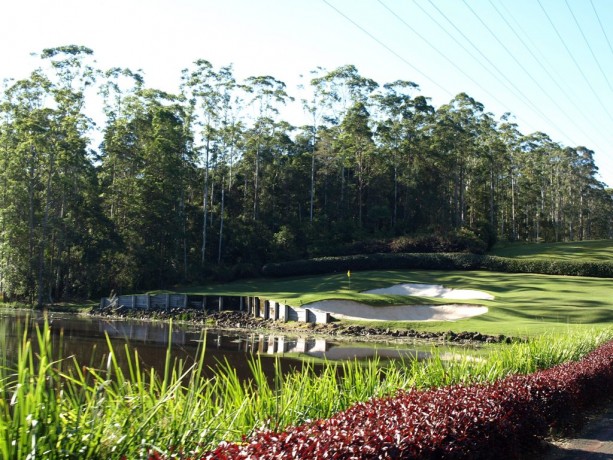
[241,75,292,221]
[181,60,236,268]
[372,80,433,230]
[0,46,100,305]
[310,65,377,231]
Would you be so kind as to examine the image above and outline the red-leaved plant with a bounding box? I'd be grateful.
[159,340,613,459]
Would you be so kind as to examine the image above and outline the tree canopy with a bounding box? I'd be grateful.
[1,47,611,304]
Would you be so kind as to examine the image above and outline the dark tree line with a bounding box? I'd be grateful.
[1,47,611,304]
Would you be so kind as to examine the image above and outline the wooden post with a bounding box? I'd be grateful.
[263,300,270,320]
[239,297,244,312]
[146,295,151,310]
[272,302,281,321]
[165,294,170,310]
[254,297,260,318]
[132,296,136,309]
[282,304,289,322]
[218,296,223,312]
[183,294,187,309]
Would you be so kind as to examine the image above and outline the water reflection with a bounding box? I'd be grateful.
[0,309,437,381]
[99,319,431,362]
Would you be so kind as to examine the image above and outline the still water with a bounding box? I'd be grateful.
[0,309,438,379]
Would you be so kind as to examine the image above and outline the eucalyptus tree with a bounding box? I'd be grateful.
[516,132,560,241]
[39,46,107,301]
[563,146,602,240]
[334,101,376,227]
[300,68,327,223]
[0,46,101,304]
[241,75,293,221]
[181,60,237,266]
[100,85,193,291]
[309,65,378,232]
[431,93,486,230]
[372,80,434,229]
[0,72,51,302]
[465,112,504,236]
[496,115,522,240]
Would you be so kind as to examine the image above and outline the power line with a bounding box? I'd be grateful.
[421,0,575,140]
[565,0,613,93]
[462,0,587,145]
[492,0,610,158]
[537,0,613,124]
[490,0,608,137]
[321,0,612,182]
[412,0,554,129]
[590,0,613,61]
[321,0,452,98]
[376,0,518,113]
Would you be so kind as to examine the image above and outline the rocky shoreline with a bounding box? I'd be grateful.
[90,305,522,345]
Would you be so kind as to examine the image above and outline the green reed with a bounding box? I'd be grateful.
[1,321,612,459]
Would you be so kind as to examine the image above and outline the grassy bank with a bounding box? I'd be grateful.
[1,321,612,459]
[180,268,613,337]
[490,239,613,261]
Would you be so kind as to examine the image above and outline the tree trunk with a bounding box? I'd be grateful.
[218,185,225,264]
[201,140,210,266]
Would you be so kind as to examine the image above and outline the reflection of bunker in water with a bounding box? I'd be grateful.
[234,333,435,361]
[251,335,329,355]
[98,321,442,362]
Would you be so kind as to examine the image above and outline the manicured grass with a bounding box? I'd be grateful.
[489,239,613,261]
[184,269,613,337]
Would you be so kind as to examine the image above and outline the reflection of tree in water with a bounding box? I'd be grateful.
[0,311,445,384]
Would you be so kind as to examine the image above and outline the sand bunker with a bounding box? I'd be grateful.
[307,300,488,322]
[363,283,494,300]
[306,283,492,322]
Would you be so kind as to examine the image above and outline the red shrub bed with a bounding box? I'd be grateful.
[197,341,613,459]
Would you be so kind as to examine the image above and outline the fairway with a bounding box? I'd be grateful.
[490,239,613,261]
[186,268,613,337]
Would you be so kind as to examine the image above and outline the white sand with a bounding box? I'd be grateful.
[305,283,492,321]
[307,300,488,322]
[363,283,494,300]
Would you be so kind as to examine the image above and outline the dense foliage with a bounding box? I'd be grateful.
[1,47,612,303]
[202,339,613,459]
[262,253,613,278]
[2,319,612,459]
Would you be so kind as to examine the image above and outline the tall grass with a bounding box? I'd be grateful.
[1,321,612,459]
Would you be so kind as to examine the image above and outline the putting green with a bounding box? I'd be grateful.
[186,269,613,337]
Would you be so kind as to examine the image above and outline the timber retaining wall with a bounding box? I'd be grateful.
[99,294,330,324]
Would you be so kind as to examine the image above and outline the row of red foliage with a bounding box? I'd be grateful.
[189,340,613,459]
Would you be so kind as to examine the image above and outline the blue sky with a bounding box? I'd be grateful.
[2,0,613,187]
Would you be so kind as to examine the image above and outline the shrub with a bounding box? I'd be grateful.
[201,340,613,459]
[481,256,613,278]
[262,253,613,279]
[262,253,483,277]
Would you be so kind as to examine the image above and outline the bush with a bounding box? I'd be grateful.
[482,256,613,278]
[388,230,487,255]
[262,253,613,279]
[202,340,613,459]
[262,253,483,277]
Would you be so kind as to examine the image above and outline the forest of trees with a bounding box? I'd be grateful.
[1,46,611,304]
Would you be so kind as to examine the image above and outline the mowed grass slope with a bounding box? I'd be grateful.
[490,239,613,261]
[183,240,613,337]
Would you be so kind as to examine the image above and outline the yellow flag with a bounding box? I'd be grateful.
[347,270,351,278]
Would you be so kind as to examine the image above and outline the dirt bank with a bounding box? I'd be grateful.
[90,305,520,345]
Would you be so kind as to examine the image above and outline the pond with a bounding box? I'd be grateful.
[0,309,463,380]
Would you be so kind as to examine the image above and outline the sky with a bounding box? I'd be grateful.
[2,0,613,187]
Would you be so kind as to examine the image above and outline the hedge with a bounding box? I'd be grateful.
[262,253,613,278]
[200,339,613,459]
